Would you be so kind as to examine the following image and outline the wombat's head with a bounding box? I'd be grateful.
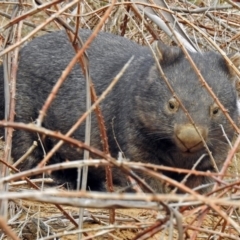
[134,42,240,190]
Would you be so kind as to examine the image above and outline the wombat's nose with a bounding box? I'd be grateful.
[175,124,208,152]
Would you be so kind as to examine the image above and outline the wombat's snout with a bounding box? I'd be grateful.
[174,124,208,153]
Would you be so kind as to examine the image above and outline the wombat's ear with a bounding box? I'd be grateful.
[152,41,182,64]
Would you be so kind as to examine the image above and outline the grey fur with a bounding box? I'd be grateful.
[0,29,239,192]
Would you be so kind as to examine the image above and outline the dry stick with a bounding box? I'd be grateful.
[138,173,240,237]
[209,178,240,196]
[88,81,116,226]
[38,224,152,240]
[0,158,79,229]
[65,16,93,240]
[0,121,154,193]
[1,6,82,232]
[122,7,185,228]
[1,6,22,231]
[39,2,94,237]
[131,162,225,178]
[2,2,112,231]
[177,15,240,174]
[210,206,235,240]
[185,207,208,239]
[172,0,240,197]
[219,134,240,180]
[80,230,114,240]
[69,22,110,240]
[132,2,218,175]
[206,136,240,240]
[130,13,217,233]
[0,0,81,58]
[1,27,12,217]
[178,0,238,34]
[43,53,154,193]
[0,1,31,6]
[171,5,234,13]
[186,224,240,240]
[0,0,65,31]
[66,23,115,229]
[36,0,114,125]
[220,32,240,49]
[136,4,240,238]
[73,1,80,43]
[172,154,207,194]
[162,3,240,168]
[36,59,131,165]
[1,159,228,186]
[159,11,240,240]
[132,220,163,240]
[0,1,177,58]
[9,178,53,186]
[0,217,19,240]
[130,3,160,40]
[1,1,82,230]
[178,13,240,84]
[35,0,116,227]
[0,188,237,207]
[89,83,114,188]
[185,178,240,240]
[225,0,240,10]
[12,141,38,168]
[4,186,240,209]
[156,10,218,170]
[0,158,110,184]
[175,14,240,238]
[0,189,200,207]
[0,11,52,31]
[133,208,183,240]
[1,158,231,191]
[120,4,131,37]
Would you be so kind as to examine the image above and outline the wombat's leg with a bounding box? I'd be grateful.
[12,126,78,188]
[12,128,45,171]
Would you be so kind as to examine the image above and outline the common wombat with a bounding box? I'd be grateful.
[0,29,239,192]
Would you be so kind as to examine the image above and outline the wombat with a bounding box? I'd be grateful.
[0,29,239,192]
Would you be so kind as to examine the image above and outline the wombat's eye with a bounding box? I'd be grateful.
[168,98,179,112]
[210,104,220,116]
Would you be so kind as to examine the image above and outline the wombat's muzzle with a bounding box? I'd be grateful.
[174,124,208,153]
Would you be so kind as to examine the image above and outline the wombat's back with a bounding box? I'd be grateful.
[14,29,153,123]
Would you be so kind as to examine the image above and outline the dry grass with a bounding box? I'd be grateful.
[0,0,240,239]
